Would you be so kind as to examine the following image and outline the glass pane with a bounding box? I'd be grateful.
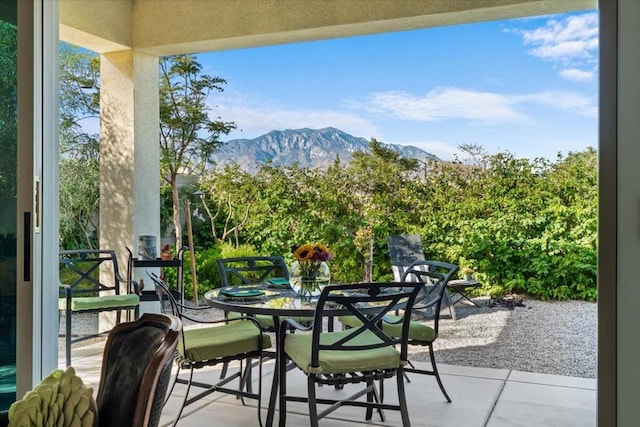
[0,1,18,412]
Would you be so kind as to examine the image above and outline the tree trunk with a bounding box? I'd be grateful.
[171,174,182,249]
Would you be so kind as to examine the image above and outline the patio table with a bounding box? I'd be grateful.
[204,283,394,427]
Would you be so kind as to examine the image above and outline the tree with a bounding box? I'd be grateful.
[159,55,236,249]
[58,44,101,249]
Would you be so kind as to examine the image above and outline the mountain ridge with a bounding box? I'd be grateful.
[210,127,436,172]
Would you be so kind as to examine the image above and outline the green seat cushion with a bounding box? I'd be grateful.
[338,315,436,343]
[284,328,399,375]
[227,311,311,330]
[180,320,271,363]
[58,294,140,312]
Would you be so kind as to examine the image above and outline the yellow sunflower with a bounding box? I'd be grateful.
[293,243,315,261]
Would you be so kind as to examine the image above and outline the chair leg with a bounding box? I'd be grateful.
[403,360,414,383]
[173,367,195,427]
[307,375,319,427]
[278,348,288,427]
[256,354,264,427]
[429,345,451,403]
[65,309,72,367]
[243,358,253,394]
[365,378,374,420]
[220,361,229,379]
[163,363,181,407]
[236,359,250,405]
[397,369,411,427]
[366,378,386,422]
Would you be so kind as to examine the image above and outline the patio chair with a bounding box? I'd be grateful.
[58,249,141,366]
[96,312,181,427]
[387,234,426,282]
[395,260,458,402]
[217,255,311,331]
[339,260,458,403]
[147,272,270,427]
[8,313,180,427]
[278,282,424,427]
[387,235,458,319]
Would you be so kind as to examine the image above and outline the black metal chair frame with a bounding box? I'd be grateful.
[96,313,181,427]
[147,272,267,427]
[59,249,140,366]
[217,255,289,288]
[278,282,424,427]
[399,259,459,402]
[387,235,459,319]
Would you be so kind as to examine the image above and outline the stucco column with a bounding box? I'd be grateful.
[99,50,159,326]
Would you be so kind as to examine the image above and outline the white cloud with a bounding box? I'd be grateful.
[354,87,528,124]
[354,87,597,123]
[560,68,596,82]
[515,91,597,118]
[517,12,598,82]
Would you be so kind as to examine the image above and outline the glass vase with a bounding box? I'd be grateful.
[289,261,331,299]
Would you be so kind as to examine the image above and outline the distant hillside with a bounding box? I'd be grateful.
[210,127,437,173]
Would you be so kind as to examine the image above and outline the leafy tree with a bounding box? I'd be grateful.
[58,44,100,249]
[198,141,597,301]
[159,55,236,249]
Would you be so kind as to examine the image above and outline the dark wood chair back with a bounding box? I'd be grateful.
[96,313,180,427]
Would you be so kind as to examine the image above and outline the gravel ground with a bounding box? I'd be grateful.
[408,297,596,379]
[63,296,596,379]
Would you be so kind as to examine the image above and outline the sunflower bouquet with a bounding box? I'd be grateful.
[290,243,333,297]
[291,243,334,278]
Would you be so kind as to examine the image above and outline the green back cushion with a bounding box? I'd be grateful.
[338,315,436,342]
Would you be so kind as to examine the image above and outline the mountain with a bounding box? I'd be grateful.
[209,127,437,173]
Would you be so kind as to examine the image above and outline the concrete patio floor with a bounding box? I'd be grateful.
[65,342,596,427]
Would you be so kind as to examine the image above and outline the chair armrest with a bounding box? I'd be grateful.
[279,317,313,336]
[59,284,72,310]
[175,306,264,332]
[115,271,140,295]
[381,315,403,325]
[129,279,140,295]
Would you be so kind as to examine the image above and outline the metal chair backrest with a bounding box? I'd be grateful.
[310,282,423,367]
[217,256,289,287]
[59,249,128,296]
[387,235,426,282]
[401,260,459,334]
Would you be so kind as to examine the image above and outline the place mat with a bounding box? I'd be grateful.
[220,289,265,299]
[266,278,291,288]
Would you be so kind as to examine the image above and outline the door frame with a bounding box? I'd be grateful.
[15,0,59,396]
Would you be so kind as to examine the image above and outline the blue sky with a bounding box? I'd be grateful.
[200,10,598,161]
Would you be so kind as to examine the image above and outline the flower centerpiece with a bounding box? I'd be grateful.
[161,244,174,261]
[290,243,333,298]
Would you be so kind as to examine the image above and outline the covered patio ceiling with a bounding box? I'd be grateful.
[60,0,595,55]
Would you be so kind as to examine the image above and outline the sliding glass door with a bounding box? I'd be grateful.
[0,0,18,411]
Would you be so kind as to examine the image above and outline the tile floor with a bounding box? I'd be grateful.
[65,342,596,427]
